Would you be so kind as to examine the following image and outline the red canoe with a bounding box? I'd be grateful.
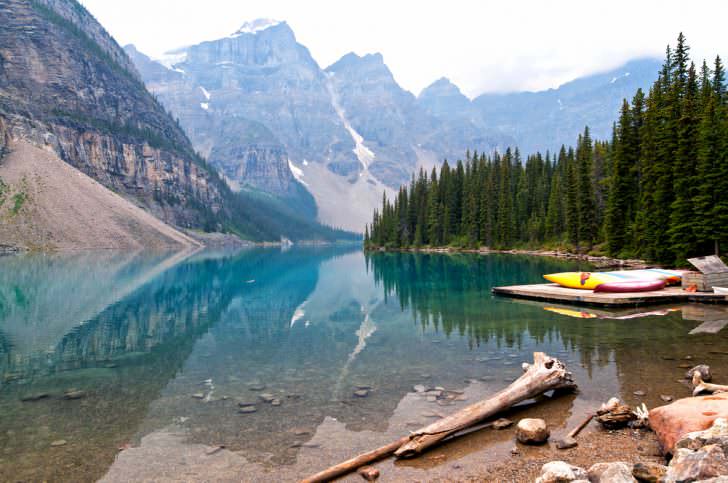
[594,279,666,293]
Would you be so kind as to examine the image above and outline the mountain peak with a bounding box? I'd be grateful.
[232,18,283,36]
[325,52,387,75]
[420,77,466,99]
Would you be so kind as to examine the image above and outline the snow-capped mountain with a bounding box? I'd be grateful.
[126,19,661,232]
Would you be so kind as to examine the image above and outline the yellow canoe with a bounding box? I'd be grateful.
[543,272,622,289]
[544,269,685,290]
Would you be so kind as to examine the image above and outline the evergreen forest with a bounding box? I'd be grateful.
[365,34,727,266]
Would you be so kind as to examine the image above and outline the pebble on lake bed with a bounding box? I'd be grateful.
[357,465,380,481]
[353,389,369,398]
[259,393,275,403]
[238,405,257,414]
[492,418,513,430]
[191,393,205,399]
[20,393,49,402]
[50,439,67,447]
[63,390,86,400]
[413,384,426,393]
[633,390,646,397]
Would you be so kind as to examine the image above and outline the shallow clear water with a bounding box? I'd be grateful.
[0,248,726,481]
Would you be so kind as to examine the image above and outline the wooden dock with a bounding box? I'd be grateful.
[492,283,728,307]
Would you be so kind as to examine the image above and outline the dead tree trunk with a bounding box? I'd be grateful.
[395,352,576,457]
[300,352,576,482]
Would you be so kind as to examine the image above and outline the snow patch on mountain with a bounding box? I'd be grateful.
[288,160,308,186]
[156,51,187,70]
[200,102,209,110]
[199,86,211,100]
[325,73,375,171]
[610,72,631,84]
[232,19,282,36]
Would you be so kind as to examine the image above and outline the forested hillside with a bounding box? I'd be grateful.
[365,35,727,266]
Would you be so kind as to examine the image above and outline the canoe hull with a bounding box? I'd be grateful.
[544,269,685,290]
[593,280,666,293]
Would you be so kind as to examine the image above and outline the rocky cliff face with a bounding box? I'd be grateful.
[127,18,660,232]
[125,21,359,195]
[0,0,224,229]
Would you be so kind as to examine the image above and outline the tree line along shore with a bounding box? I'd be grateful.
[365,34,727,268]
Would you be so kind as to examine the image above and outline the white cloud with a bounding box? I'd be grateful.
[81,0,726,98]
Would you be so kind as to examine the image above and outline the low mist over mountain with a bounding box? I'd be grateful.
[127,19,660,232]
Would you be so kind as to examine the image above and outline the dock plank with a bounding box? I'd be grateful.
[492,284,728,307]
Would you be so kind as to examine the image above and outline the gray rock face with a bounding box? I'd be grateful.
[126,19,660,231]
[325,52,423,184]
[0,0,225,230]
[125,21,355,197]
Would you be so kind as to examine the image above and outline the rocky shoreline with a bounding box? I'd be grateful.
[366,246,652,269]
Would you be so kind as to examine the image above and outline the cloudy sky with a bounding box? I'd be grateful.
[81,0,726,98]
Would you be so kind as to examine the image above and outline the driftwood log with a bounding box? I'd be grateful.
[693,373,728,396]
[300,352,576,483]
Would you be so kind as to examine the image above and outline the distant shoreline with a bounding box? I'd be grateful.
[364,246,652,269]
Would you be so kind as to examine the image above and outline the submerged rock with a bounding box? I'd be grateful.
[353,389,369,398]
[50,439,67,447]
[632,462,667,482]
[492,418,513,430]
[516,418,549,444]
[587,461,636,482]
[535,461,587,483]
[20,393,49,402]
[63,390,86,400]
[238,405,257,414]
[259,393,275,403]
[191,393,205,399]
[413,384,426,393]
[685,364,712,382]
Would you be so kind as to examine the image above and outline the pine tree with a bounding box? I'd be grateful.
[606,100,636,255]
[668,62,700,263]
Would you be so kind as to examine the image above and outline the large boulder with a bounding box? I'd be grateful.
[675,417,728,454]
[535,461,588,483]
[649,393,728,453]
[516,418,550,444]
[664,444,728,482]
[587,462,636,482]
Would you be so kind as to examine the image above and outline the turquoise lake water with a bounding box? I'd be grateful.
[0,248,726,481]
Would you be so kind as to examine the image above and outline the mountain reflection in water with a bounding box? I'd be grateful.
[0,249,726,482]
